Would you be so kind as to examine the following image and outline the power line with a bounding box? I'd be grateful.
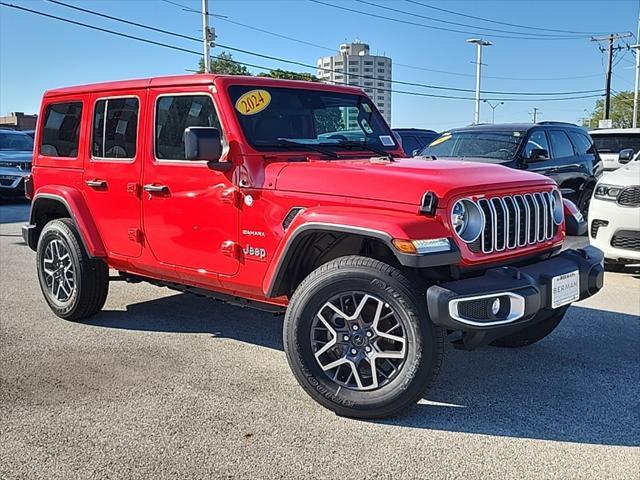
[44,0,604,97]
[309,0,601,41]
[356,0,591,39]
[0,2,604,103]
[404,0,613,36]
[162,0,604,82]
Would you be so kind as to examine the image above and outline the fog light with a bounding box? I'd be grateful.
[491,298,501,315]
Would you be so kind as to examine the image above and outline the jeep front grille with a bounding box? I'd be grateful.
[471,192,557,254]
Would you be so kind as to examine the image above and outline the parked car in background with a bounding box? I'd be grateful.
[589,128,640,172]
[0,129,33,198]
[392,128,439,156]
[420,122,601,218]
[589,156,640,266]
[22,129,36,139]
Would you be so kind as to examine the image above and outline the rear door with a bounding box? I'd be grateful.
[82,92,144,257]
[141,88,239,276]
[547,129,585,194]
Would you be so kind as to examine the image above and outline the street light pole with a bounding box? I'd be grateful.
[633,15,639,128]
[483,100,504,123]
[467,38,492,125]
[202,0,211,73]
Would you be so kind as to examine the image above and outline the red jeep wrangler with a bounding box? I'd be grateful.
[23,75,604,418]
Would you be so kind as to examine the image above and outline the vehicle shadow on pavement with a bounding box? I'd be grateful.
[382,305,640,447]
[88,297,638,447]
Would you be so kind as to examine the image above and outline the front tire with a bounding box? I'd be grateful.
[36,218,109,321]
[490,306,568,348]
[283,256,445,419]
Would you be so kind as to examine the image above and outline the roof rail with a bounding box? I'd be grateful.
[536,121,578,126]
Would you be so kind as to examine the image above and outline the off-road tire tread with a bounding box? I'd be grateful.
[37,218,108,321]
[284,255,445,419]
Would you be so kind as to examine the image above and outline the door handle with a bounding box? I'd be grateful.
[85,179,107,188]
[143,184,169,194]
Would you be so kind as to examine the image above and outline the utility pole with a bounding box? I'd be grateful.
[201,0,212,73]
[467,38,492,124]
[591,33,632,120]
[530,107,540,123]
[633,15,640,128]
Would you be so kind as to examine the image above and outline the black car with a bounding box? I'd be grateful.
[419,122,601,216]
[393,128,439,156]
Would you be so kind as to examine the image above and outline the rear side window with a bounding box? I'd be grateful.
[155,95,220,160]
[92,97,139,159]
[567,131,595,155]
[548,130,574,158]
[40,102,82,157]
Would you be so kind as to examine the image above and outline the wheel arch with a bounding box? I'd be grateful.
[263,212,459,299]
[26,188,106,257]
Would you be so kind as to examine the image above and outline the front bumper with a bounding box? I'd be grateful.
[426,246,604,348]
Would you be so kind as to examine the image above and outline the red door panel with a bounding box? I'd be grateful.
[141,89,239,276]
[82,92,144,258]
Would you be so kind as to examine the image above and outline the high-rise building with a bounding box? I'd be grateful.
[317,42,392,127]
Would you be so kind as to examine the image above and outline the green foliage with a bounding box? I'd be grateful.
[314,109,345,134]
[257,69,319,82]
[586,91,637,128]
[198,52,251,75]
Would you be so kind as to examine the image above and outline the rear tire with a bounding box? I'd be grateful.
[577,186,594,220]
[283,255,445,419]
[491,306,568,348]
[36,218,109,321]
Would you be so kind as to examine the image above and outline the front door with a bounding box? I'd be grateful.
[83,92,144,258]
[141,89,239,276]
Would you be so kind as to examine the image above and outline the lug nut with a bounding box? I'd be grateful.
[343,335,350,342]
[366,331,372,338]
[365,346,371,353]
[352,325,359,331]
[350,349,357,355]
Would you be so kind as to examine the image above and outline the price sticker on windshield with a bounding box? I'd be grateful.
[235,89,271,115]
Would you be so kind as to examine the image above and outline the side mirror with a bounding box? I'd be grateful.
[619,148,634,164]
[184,127,230,170]
[527,148,549,162]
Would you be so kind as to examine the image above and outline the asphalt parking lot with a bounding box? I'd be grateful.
[1,200,638,479]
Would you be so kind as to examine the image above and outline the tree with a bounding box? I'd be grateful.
[586,91,637,128]
[257,69,319,82]
[198,52,251,76]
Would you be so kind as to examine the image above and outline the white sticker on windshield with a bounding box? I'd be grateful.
[362,103,372,113]
[379,135,395,146]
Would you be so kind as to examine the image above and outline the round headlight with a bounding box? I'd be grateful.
[451,199,484,243]
[551,189,563,225]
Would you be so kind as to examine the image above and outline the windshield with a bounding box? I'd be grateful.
[228,85,397,153]
[0,131,34,151]
[421,130,524,162]
[591,133,640,153]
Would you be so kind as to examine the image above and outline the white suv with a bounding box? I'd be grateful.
[589,128,640,172]
[589,155,640,265]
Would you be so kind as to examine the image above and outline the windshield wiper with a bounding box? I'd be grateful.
[334,140,394,160]
[253,138,340,159]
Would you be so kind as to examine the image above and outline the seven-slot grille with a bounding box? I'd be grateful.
[470,191,557,254]
[617,187,640,207]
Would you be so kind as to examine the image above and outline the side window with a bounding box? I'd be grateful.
[92,97,139,159]
[568,131,595,155]
[548,130,575,158]
[155,95,220,160]
[40,102,82,157]
[400,135,421,155]
[523,130,550,159]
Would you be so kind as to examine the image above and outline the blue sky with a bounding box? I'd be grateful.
[1,0,638,130]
